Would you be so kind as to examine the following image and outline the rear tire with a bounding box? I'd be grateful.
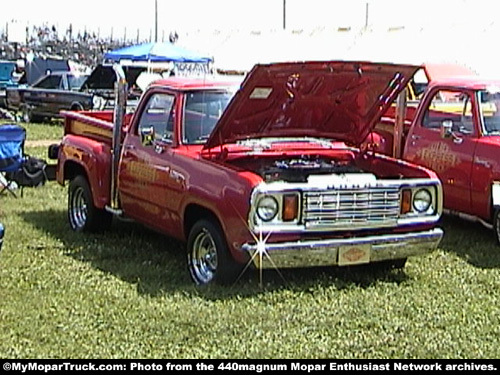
[20,105,42,123]
[68,175,112,233]
[187,219,243,285]
[71,103,84,111]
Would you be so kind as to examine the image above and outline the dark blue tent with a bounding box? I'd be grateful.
[22,57,70,85]
[103,42,212,63]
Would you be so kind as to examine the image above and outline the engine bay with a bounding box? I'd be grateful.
[230,154,366,183]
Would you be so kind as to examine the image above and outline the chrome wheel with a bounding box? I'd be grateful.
[68,175,112,233]
[187,219,243,285]
[69,185,88,230]
[189,228,218,285]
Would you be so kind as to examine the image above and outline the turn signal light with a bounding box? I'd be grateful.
[401,189,412,214]
[282,194,299,221]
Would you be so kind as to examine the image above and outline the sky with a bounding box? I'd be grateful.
[1,0,360,38]
[2,0,499,40]
[2,0,500,75]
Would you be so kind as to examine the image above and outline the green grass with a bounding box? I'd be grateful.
[1,120,63,142]
[0,139,499,359]
[23,121,64,142]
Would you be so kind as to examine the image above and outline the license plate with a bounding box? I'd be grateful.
[338,244,371,266]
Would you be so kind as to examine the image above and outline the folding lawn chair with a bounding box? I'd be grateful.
[0,124,26,197]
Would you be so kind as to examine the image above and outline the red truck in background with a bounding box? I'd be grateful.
[372,63,477,155]
[372,70,500,244]
[51,61,444,285]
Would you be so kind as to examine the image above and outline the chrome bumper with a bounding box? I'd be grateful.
[241,228,443,269]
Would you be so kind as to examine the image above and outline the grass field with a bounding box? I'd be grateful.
[0,122,499,359]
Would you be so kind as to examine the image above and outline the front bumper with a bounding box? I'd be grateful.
[241,228,443,269]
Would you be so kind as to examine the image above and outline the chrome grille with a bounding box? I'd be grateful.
[303,187,400,230]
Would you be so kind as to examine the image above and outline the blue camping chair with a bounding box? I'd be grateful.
[0,124,26,197]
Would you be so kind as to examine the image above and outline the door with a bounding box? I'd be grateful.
[118,91,178,231]
[29,74,64,116]
[404,88,478,213]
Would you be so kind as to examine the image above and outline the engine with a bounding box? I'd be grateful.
[257,155,364,183]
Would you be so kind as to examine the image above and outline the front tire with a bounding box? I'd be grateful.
[68,175,112,232]
[187,219,242,285]
[20,105,43,123]
[493,208,500,245]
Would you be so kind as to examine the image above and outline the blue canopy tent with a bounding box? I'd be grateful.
[103,42,213,63]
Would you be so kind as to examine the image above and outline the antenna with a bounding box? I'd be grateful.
[154,0,158,42]
[283,0,286,30]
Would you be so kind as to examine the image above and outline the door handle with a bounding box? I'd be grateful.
[411,135,421,140]
[475,158,491,168]
[122,144,136,156]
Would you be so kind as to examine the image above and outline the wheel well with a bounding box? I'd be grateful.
[184,204,220,239]
[63,160,88,183]
[71,102,84,111]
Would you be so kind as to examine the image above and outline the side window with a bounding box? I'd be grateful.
[479,91,500,134]
[35,75,62,89]
[137,93,175,144]
[68,74,87,90]
[422,90,474,135]
[408,68,429,101]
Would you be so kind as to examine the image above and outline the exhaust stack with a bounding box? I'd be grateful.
[109,64,127,211]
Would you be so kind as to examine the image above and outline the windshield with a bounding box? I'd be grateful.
[68,74,88,90]
[183,90,235,144]
[479,90,500,134]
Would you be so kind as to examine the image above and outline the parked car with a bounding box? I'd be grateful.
[50,61,443,285]
[6,64,146,122]
[79,64,145,111]
[18,56,73,86]
[404,77,500,243]
[371,71,500,243]
[6,71,91,122]
[0,60,18,108]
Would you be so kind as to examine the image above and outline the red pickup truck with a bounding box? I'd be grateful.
[400,77,500,243]
[369,70,500,244]
[52,61,444,285]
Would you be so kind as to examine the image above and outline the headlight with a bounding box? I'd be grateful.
[256,196,278,222]
[413,189,432,213]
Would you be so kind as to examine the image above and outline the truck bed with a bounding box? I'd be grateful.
[61,110,133,145]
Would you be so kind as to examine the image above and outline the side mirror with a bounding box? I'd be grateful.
[441,120,453,139]
[140,126,155,146]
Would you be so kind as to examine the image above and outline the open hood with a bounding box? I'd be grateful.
[81,64,146,92]
[204,61,419,150]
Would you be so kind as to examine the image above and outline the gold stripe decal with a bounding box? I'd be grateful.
[71,120,113,139]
